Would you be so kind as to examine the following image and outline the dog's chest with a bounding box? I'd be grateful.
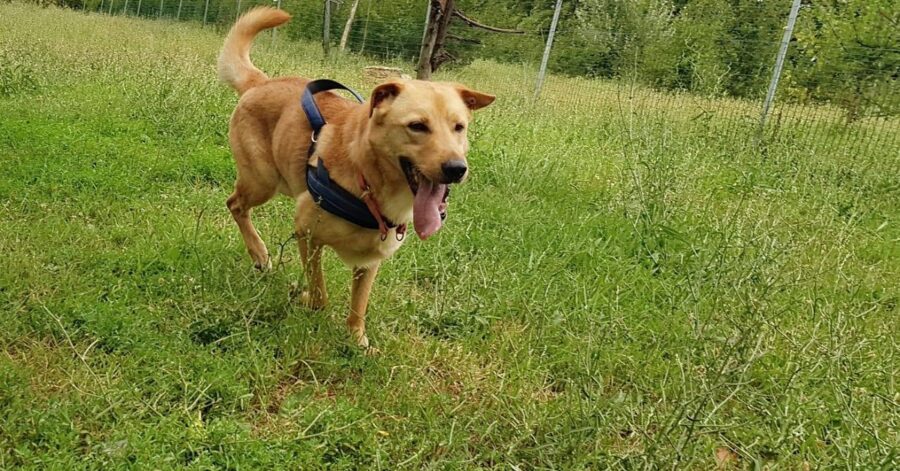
[378,192,414,228]
[334,233,405,268]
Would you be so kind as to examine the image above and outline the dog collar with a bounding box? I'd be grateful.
[301,80,406,241]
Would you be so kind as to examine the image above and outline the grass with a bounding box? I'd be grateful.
[1,3,898,468]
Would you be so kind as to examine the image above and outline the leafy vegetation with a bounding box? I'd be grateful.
[51,0,900,119]
[1,3,898,468]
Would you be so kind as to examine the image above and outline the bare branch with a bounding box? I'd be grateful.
[452,9,525,34]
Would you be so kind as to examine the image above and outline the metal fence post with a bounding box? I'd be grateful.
[236,0,241,20]
[137,0,142,17]
[123,0,129,15]
[534,0,563,100]
[360,0,373,54]
[176,0,182,20]
[272,0,283,44]
[203,0,210,26]
[323,0,332,56]
[759,0,801,138]
[158,0,163,18]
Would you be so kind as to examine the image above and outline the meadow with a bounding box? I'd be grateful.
[1,3,898,468]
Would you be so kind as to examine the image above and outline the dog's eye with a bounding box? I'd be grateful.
[454,123,466,133]
[407,122,430,133]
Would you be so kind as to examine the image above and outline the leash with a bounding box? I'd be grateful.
[302,79,406,241]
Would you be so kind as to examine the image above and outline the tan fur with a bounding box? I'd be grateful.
[217,8,494,350]
[217,7,291,96]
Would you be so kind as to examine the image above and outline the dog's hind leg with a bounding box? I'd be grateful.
[298,235,328,309]
[348,264,380,351]
[227,178,276,270]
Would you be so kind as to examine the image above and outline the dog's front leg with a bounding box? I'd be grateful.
[298,235,327,309]
[349,264,380,350]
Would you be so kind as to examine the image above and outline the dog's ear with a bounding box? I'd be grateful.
[457,87,495,111]
[370,82,402,117]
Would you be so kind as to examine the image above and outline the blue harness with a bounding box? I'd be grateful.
[302,80,404,239]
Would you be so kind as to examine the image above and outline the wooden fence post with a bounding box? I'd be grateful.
[340,0,360,52]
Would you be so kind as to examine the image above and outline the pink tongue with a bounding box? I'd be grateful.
[413,178,448,240]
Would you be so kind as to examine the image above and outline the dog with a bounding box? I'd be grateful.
[217,7,494,350]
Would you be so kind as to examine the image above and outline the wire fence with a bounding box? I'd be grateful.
[62,0,899,158]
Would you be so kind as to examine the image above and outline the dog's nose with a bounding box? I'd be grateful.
[441,160,467,183]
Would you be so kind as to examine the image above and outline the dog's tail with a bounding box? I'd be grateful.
[217,7,291,96]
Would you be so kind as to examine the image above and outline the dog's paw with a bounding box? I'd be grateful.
[253,255,272,272]
[300,290,327,310]
[357,335,380,356]
[363,345,381,356]
[350,330,378,354]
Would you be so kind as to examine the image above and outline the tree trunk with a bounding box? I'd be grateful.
[416,0,442,80]
[416,0,455,80]
[339,0,360,52]
[430,0,455,73]
[416,0,518,79]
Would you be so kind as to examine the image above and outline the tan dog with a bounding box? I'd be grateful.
[217,8,494,349]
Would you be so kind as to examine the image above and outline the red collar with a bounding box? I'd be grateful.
[357,173,407,241]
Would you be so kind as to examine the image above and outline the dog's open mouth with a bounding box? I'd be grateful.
[400,157,450,240]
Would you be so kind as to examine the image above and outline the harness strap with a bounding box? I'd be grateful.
[301,79,364,158]
[358,173,407,240]
[302,80,405,239]
[307,163,381,230]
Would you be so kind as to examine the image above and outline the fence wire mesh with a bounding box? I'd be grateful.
[56,0,899,158]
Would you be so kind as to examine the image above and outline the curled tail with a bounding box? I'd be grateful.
[217,7,291,96]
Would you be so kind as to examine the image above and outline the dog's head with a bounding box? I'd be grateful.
[366,80,494,239]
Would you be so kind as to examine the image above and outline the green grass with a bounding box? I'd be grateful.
[1,3,898,468]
